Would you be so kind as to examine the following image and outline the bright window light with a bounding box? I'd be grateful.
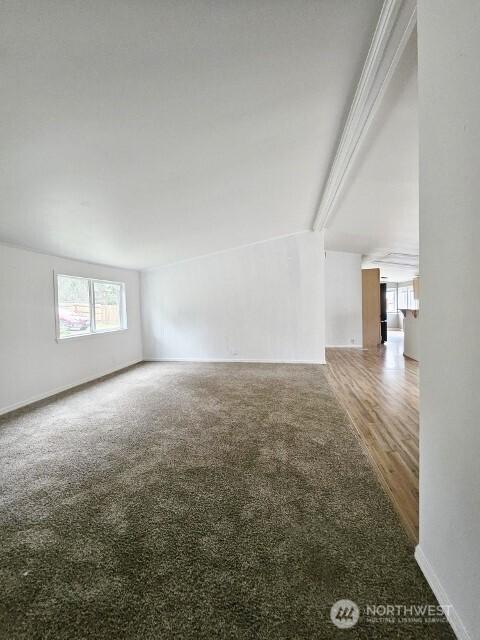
[398,284,417,310]
[55,274,127,340]
[93,280,123,333]
[386,289,397,313]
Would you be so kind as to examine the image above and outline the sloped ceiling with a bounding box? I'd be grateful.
[0,1,383,269]
[325,30,418,260]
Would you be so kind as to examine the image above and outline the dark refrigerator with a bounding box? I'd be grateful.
[380,283,387,343]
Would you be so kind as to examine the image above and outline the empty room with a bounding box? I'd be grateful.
[1,2,478,639]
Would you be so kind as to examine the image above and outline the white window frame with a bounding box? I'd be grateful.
[386,286,398,313]
[54,273,127,341]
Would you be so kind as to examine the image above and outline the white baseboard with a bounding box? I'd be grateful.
[144,357,327,365]
[415,545,471,640]
[325,344,363,349]
[0,359,143,417]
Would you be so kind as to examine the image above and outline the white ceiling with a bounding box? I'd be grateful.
[0,1,383,269]
[325,30,418,264]
[362,252,419,283]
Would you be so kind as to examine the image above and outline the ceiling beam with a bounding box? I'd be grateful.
[312,0,416,232]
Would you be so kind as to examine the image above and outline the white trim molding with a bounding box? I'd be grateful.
[415,545,472,640]
[325,345,363,349]
[312,0,416,232]
[144,358,326,365]
[142,230,310,272]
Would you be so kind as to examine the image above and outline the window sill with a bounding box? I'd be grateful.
[56,327,128,343]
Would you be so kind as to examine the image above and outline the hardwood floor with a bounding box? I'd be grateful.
[325,332,419,543]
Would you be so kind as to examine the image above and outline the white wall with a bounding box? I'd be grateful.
[141,232,325,363]
[417,3,480,639]
[325,251,362,347]
[0,244,143,415]
[403,312,419,362]
[387,312,401,329]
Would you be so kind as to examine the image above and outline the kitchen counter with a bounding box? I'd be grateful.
[400,309,420,361]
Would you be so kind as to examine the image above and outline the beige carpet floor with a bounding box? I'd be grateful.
[0,362,454,639]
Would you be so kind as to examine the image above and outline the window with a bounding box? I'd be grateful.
[407,287,417,310]
[93,280,123,332]
[386,288,397,313]
[398,283,418,310]
[55,274,126,339]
